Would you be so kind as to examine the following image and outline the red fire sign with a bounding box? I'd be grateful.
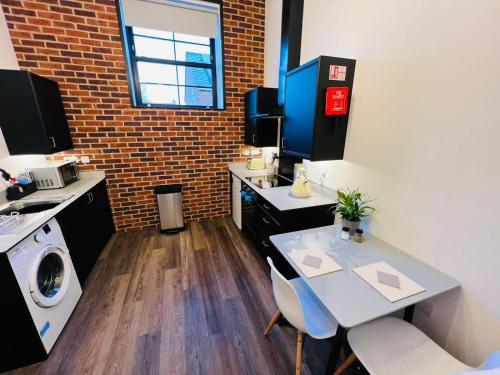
[325,87,349,116]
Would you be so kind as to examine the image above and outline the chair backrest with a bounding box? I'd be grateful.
[267,257,308,333]
[454,351,500,375]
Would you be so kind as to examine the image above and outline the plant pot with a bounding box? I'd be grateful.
[341,219,360,235]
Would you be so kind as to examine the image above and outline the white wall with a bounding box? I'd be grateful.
[264,0,282,87]
[266,0,500,366]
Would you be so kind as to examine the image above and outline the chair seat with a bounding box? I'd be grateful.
[289,277,338,339]
[348,317,473,375]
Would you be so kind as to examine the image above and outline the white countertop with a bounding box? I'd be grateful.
[229,163,337,211]
[0,172,105,253]
[270,225,459,328]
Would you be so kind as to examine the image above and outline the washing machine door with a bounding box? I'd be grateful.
[29,244,72,308]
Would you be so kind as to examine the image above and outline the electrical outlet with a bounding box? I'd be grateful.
[250,149,260,155]
[63,156,78,163]
[243,150,251,156]
[80,156,90,164]
[416,302,433,318]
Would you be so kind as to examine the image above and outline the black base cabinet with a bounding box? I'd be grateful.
[239,179,334,279]
[56,180,115,286]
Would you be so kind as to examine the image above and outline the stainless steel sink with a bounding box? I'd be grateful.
[0,198,67,216]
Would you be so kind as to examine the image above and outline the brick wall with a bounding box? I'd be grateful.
[1,0,264,230]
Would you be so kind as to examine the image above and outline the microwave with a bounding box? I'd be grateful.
[29,161,79,189]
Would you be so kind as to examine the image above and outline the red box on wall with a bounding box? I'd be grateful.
[325,86,349,116]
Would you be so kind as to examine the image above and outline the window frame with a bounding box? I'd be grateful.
[116,0,226,110]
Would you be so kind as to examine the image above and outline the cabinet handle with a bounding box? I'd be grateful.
[261,240,270,248]
[252,134,256,144]
[262,217,270,224]
[262,203,271,210]
[87,192,93,204]
[90,192,94,202]
[281,137,286,148]
[49,137,56,148]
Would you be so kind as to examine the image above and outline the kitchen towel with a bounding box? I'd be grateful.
[353,261,426,303]
[288,248,343,278]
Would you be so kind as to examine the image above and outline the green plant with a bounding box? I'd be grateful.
[328,188,375,222]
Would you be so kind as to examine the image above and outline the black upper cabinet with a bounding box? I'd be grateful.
[244,87,281,147]
[282,56,356,161]
[0,70,73,155]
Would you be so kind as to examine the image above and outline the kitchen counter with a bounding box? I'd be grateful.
[228,163,337,211]
[0,171,105,253]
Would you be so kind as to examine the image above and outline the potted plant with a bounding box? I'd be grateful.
[328,188,375,233]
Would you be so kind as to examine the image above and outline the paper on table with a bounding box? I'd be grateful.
[288,248,343,278]
[353,261,426,303]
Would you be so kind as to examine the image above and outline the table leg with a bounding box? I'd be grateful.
[324,326,346,375]
[404,304,415,322]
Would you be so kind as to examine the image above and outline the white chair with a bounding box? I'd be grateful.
[334,317,500,375]
[263,257,338,375]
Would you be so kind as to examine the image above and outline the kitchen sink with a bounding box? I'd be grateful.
[0,198,67,216]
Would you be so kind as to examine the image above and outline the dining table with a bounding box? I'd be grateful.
[269,225,460,375]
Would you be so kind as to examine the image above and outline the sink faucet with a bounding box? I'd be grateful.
[0,168,12,182]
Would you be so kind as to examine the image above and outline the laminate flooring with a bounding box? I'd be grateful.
[5,217,320,375]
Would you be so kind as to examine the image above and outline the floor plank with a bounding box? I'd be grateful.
[3,217,323,375]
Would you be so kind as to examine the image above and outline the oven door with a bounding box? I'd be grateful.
[59,162,79,186]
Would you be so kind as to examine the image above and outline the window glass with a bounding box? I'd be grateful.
[141,84,179,105]
[179,86,213,107]
[174,42,211,63]
[177,66,212,88]
[137,62,177,84]
[133,27,173,40]
[134,36,175,60]
[174,33,210,45]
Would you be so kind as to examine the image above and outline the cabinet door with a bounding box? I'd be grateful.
[88,180,115,254]
[56,193,93,285]
[231,176,242,229]
[282,62,318,159]
[30,74,73,153]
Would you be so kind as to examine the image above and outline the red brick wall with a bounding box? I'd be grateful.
[1,0,264,230]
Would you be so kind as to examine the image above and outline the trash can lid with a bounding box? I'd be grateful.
[154,184,182,194]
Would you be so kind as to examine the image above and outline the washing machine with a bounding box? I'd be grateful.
[7,217,82,353]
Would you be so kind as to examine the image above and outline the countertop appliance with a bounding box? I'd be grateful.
[28,161,79,190]
[244,87,282,147]
[5,218,82,365]
[245,174,293,189]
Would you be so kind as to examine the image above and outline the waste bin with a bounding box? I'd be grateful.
[154,184,184,234]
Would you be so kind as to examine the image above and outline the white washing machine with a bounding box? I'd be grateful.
[7,217,82,353]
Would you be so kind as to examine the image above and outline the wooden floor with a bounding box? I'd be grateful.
[5,217,324,375]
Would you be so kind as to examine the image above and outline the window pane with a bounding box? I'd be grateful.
[134,36,174,60]
[137,62,177,84]
[174,33,210,45]
[140,84,179,105]
[133,27,173,40]
[179,86,213,107]
[177,66,212,88]
[174,42,211,63]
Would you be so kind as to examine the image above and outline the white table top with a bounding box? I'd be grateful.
[270,225,460,328]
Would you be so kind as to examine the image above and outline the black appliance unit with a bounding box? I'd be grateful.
[282,56,356,161]
[0,70,73,155]
[244,87,282,147]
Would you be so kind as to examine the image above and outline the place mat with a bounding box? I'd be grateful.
[353,261,426,303]
[288,248,343,278]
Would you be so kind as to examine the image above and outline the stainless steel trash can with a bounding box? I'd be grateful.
[154,184,184,234]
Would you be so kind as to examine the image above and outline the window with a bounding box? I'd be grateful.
[117,0,225,109]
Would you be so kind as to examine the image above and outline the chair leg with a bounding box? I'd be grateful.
[333,353,357,375]
[296,331,304,375]
[264,309,282,336]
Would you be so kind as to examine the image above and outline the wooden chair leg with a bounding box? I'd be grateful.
[333,353,357,375]
[264,310,282,336]
[296,331,304,375]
